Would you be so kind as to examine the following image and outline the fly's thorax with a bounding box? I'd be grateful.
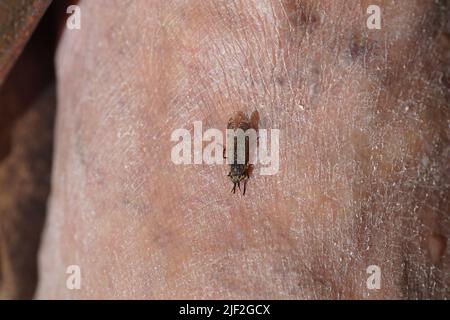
[229,163,246,176]
[228,174,246,184]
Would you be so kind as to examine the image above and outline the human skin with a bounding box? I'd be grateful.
[36,0,449,299]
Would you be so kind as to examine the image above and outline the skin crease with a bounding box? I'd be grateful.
[36,0,449,299]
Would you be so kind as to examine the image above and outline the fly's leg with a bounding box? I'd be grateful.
[247,164,254,178]
[242,165,253,196]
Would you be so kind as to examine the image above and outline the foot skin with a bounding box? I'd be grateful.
[37,0,449,299]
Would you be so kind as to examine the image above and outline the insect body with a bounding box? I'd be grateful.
[224,110,259,195]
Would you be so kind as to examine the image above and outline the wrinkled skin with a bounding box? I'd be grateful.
[36,0,449,299]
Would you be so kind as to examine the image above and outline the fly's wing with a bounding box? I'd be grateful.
[228,112,247,129]
[235,111,249,130]
[248,110,260,164]
[227,117,234,129]
[236,113,251,164]
[228,111,254,130]
[250,110,259,131]
[227,112,247,162]
[227,111,254,163]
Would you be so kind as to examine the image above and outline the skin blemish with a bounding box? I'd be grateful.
[441,73,450,90]
[348,34,380,63]
[437,32,450,50]
[276,76,285,86]
[428,233,447,265]
[349,36,366,60]
[281,0,319,30]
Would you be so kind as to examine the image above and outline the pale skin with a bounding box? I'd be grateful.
[36,0,449,299]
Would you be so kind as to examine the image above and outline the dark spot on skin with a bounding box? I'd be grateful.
[428,233,447,265]
[276,76,285,86]
[349,38,365,60]
[437,32,450,50]
[348,34,379,62]
[439,71,450,90]
[282,0,319,30]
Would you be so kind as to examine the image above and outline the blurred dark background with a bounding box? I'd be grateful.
[0,0,76,299]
